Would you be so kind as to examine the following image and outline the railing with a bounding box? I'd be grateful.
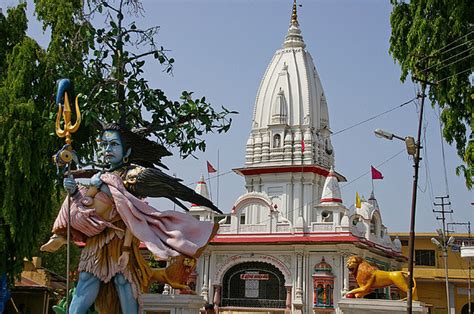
[311,222,334,232]
[221,298,286,308]
[240,224,267,233]
[219,224,231,233]
[276,223,290,232]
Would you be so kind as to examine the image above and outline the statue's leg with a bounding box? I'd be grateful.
[69,272,100,314]
[113,273,138,314]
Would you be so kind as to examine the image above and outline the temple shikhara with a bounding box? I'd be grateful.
[187,3,406,313]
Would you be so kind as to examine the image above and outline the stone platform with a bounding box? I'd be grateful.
[140,294,206,314]
[338,298,429,314]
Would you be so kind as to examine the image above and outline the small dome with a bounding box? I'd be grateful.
[340,211,350,227]
[320,167,342,204]
[356,201,376,220]
[393,237,402,251]
[314,257,332,272]
[368,191,379,211]
[355,220,366,234]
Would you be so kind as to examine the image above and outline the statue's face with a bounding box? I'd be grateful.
[100,130,124,167]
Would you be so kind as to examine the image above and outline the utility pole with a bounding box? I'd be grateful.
[448,221,472,314]
[433,195,453,314]
[405,56,435,313]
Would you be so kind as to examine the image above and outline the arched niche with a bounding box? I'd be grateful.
[231,192,275,216]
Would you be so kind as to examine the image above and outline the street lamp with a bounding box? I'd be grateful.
[374,129,417,156]
[374,128,422,313]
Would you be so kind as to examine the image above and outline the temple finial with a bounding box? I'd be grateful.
[291,0,299,26]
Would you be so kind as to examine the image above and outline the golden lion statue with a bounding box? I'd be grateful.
[150,255,197,292]
[345,255,417,300]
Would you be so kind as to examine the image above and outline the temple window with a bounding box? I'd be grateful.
[273,134,281,148]
[321,211,333,222]
[240,214,246,225]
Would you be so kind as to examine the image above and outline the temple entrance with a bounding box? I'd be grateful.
[221,262,286,310]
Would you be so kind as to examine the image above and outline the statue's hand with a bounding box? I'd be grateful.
[90,172,103,188]
[118,251,130,270]
[40,234,67,253]
[63,176,77,195]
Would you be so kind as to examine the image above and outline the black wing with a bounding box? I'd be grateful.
[128,167,222,214]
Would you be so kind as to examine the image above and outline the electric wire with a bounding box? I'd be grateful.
[421,46,473,73]
[435,106,454,223]
[332,97,417,136]
[435,52,473,73]
[433,38,473,60]
[436,68,473,84]
[420,108,444,230]
[417,30,474,64]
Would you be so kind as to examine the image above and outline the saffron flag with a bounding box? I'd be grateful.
[207,161,217,173]
[371,166,384,180]
[301,139,305,153]
[356,192,361,208]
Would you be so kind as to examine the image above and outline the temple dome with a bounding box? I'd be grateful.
[320,167,342,204]
[245,1,333,168]
[314,257,332,272]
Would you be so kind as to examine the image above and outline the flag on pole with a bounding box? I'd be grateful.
[207,161,217,173]
[355,192,361,208]
[371,166,384,180]
[301,138,305,153]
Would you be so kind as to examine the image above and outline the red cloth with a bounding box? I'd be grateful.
[301,139,305,153]
[207,161,217,173]
[371,166,384,180]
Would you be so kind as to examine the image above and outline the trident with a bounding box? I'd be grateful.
[54,79,81,168]
[54,78,81,314]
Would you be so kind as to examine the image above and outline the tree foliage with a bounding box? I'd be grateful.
[0,4,59,279]
[389,0,473,189]
[38,0,237,160]
[0,0,235,281]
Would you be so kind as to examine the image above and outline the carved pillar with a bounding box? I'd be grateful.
[294,252,304,305]
[201,253,210,301]
[294,176,304,232]
[341,255,349,296]
[285,286,292,314]
[213,284,222,313]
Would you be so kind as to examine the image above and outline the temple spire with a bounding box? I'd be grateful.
[284,0,305,48]
[291,0,299,26]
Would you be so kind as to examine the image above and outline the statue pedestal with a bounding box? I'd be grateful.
[140,294,206,314]
[338,298,429,314]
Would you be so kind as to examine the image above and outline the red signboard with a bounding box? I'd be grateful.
[240,273,270,280]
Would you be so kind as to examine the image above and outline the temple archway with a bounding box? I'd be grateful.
[221,261,286,309]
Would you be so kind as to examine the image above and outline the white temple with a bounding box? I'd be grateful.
[187,3,404,313]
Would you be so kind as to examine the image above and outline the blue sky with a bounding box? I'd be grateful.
[3,0,472,233]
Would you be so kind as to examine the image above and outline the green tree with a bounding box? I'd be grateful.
[389,0,473,188]
[0,4,58,279]
[67,0,236,159]
[0,0,235,282]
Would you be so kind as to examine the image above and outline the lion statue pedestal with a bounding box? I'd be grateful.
[338,298,429,314]
[140,294,206,314]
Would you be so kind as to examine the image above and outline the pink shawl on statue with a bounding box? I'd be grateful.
[52,172,217,259]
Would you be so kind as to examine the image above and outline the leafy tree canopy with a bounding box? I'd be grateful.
[0,0,235,282]
[389,0,473,188]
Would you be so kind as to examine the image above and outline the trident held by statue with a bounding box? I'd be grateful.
[54,78,81,314]
[53,79,81,174]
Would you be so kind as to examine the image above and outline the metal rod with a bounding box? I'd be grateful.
[217,149,220,208]
[66,169,71,314]
[406,83,426,314]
